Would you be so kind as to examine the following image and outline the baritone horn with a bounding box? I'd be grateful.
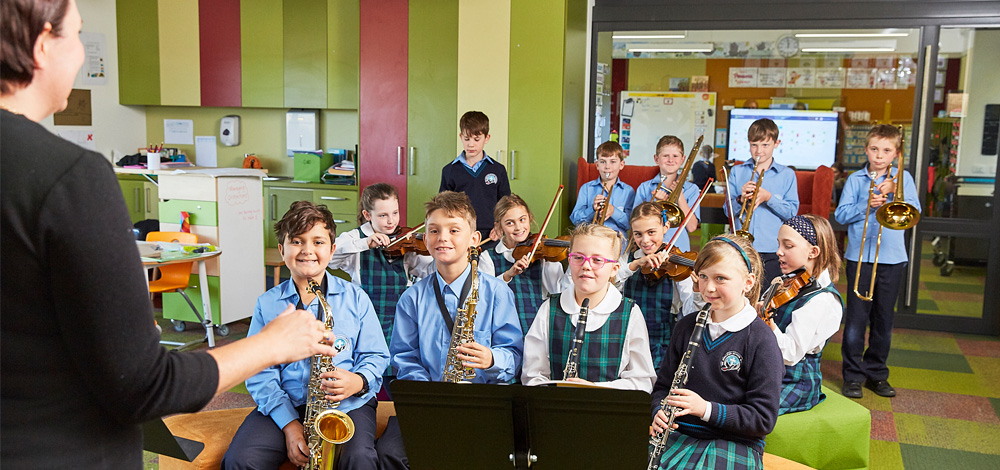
[853,132,920,302]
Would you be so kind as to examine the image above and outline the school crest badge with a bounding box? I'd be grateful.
[720,351,742,372]
[485,173,498,185]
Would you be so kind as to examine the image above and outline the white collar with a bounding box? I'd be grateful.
[816,269,832,287]
[495,239,516,255]
[359,221,375,237]
[558,284,623,315]
[710,299,757,333]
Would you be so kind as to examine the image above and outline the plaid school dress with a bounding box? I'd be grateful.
[481,240,547,334]
[772,282,842,414]
[547,293,634,382]
[622,258,674,369]
[355,227,409,345]
[656,433,762,470]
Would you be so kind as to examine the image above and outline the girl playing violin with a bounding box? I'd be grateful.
[479,194,571,334]
[632,135,703,317]
[615,202,679,368]
[329,183,434,350]
[766,214,843,414]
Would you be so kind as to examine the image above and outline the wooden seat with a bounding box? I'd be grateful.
[264,247,284,288]
[158,402,396,470]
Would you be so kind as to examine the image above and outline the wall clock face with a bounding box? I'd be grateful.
[776,35,799,58]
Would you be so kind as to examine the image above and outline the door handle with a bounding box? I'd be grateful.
[409,147,416,176]
[319,196,348,201]
[270,194,277,221]
[397,146,404,175]
[145,187,151,213]
[333,219,349,224]
[510,150,517,180]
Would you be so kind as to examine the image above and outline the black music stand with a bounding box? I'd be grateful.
[390,380,651,470]
[142,418,204,462]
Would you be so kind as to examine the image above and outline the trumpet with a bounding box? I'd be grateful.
[853,136,920,301]
[593,177,615,224]
[659,135,704,227]
[734,158,764,242]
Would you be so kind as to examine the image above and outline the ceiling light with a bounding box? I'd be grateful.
[795,32,909,38]
[613,32,687,39]
[628,43,714,53]
[800,40,897,53]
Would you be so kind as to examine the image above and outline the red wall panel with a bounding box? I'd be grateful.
[199,0,242,107]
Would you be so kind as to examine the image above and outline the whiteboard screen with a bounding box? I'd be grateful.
[617,91,717,166]
[727,109,839,170]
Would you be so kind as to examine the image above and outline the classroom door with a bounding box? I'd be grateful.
[895,26,1000,335]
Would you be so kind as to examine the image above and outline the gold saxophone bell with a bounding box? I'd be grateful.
[853,130,920,301]
[315,409,356,444]
[659,135,704,227]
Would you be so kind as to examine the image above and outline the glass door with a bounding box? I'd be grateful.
[896,26,1000,335]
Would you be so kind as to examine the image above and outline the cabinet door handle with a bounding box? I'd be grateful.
[320,196,348,201]
[510,150,517,180]
[409,147,416,176]
[270,194,277,220]
[397,146,404,175]
[145,187,151,213]
[133,188,140,212]
[333,219,349,224]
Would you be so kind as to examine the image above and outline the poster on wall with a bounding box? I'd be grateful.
[786,68,815,88]
[617,91,717,165]
[728,67,758,87]
[876,69,898,89]
[78,32,107,86]
[846,68,874,89]
[815,68,846,88]
[758,68,786,88]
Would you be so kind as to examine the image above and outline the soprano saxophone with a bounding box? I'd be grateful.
[302,278,353,470]
[646,303,712,470]
[441,248,481,383]
[562,298,591,379]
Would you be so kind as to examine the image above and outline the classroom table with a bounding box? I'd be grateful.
[140,243,222,349]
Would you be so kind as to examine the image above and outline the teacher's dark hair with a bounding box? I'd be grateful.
[1,0,71,94]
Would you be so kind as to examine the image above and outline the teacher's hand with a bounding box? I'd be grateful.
[259,304,336,364]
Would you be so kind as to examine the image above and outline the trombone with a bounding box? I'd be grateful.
[734,157,764,242]
[659,135,704,226]
[853,142,921,301]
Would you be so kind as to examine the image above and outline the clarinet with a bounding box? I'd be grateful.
[646,303,712,470]
[561,298,591,379]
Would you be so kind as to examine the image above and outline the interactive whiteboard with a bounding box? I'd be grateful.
[618,91,717,166]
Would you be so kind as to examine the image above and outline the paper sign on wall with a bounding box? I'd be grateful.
[164,119,194,145]
[195,136,218,168]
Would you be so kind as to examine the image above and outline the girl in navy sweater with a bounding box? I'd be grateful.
[768,215,843,414]
[650,234,783,470]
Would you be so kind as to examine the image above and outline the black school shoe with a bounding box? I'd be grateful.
[865,379,897,397]
[842,381,863,398]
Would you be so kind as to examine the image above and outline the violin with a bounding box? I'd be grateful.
[511,234,571,264]
[381,225,429,257]
[757,268,812,321]
[640,243,697,285]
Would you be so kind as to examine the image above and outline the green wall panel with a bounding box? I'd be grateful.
[241,0,284,107]
[328,0,359,109]
[284,0,328,108]
[406,0,459,227]
[117,0,160,105]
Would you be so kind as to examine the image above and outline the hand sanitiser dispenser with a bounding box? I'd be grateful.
[220,115,240,146]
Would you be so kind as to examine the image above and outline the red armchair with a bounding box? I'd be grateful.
[795,165,835,218]
[575,157,659,195]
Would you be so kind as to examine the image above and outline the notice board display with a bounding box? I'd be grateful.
[618,91,717,166]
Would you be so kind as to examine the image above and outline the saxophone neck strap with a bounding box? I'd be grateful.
[296,276,329,318]
[432,269,474,332]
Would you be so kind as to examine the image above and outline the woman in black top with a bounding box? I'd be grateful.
[1,1,336,467]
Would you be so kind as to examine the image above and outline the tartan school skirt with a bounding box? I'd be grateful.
[653,432,762,470]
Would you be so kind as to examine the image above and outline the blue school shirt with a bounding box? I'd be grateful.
[570,178,636,237]
[245,273,390,431]
[633,174,701,252]
[452,151,492,172]
[725,160,799,253]
[835,166,920,264]
[390,263,524,383]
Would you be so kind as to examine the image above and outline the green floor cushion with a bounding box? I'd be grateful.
[764,386,871,470]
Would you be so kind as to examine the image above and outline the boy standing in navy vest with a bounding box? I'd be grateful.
[439,111,511,240]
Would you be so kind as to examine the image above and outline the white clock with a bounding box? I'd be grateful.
[776,35,799,58]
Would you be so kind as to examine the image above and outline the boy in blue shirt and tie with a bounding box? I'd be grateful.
[378,191,524,468]
[726,118,799,284]
[571,141,636,239]
[223,201,390,470]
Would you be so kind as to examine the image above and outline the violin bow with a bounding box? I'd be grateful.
[525,185,564,261]
[721,166,737,230]
[384,223,425,249]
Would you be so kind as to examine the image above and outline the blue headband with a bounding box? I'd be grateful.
[712,236,752,272]
[783,215,818,246]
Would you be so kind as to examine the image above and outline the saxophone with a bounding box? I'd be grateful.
[562,298,591,379]
[646,303,712,470]
[441,248,481,383]
[302,278,353,470]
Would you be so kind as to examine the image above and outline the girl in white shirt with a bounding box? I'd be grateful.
[521,223,655,391]
[766,214,844,414]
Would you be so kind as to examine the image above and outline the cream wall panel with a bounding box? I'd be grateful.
[456,0,511,164]
[158,0,201,105]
